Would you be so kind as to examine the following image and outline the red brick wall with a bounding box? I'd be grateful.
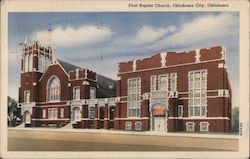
[119,61,133,73]
[117,46,231,132]
[137,54,161,70]
[200,47,222,61]
[38,64,69,102]
[69,69,96,80]
[35,104,70,119]
[118,61,228,119]
[166,51,196,66]
[167,119,230,132]
[119,119,149,131]
[19,72,43,103]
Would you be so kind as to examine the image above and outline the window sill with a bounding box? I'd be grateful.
[127,117,140,119]
[46,101,61,103]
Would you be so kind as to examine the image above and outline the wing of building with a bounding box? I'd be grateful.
[17,41,231,132]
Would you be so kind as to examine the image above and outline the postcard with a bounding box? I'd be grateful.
[1,0,249,158]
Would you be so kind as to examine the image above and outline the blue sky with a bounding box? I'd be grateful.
[8,12,239,107]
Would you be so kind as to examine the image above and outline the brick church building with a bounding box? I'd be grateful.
[18,41,232,132]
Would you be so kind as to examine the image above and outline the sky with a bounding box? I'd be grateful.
[8,12,239,107]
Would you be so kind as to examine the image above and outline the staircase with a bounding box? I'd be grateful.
[61,121,74,129]
[15,123,25,128]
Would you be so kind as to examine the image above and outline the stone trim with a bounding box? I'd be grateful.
[119,59,223,75]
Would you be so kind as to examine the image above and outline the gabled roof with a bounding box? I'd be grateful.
[96,74,116,98]
[57,59,82,73]
[40,58,116,98]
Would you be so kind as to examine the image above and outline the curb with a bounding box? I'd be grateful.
[8,127,239,139]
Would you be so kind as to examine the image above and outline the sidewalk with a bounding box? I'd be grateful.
[8,127,239,139]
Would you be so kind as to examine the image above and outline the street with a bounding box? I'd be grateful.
[8,128,238,151]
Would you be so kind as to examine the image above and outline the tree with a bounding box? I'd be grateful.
[231,107,239,132]
[8,96,18,127]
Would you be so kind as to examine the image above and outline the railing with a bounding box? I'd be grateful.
[150,90,178,99]
[151,90,168,99]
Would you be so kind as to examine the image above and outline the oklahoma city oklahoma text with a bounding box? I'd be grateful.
[128,3,229,8]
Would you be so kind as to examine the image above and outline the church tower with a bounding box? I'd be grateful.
[18,41,52,125]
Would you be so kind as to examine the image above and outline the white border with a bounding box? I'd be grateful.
[1,0,249,159]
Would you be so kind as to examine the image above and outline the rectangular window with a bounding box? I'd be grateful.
[24,90,30,103]
[127,78,141,117]
[60,108,64,118]
[188,70,207,117]
[170,73,177,92]
[135,122,142,131]
[45,56,50,71]
[73,86,80,100]
[48,108,58,119]
[200,122,209,131]
[158,75,168,91]
[125,122,132,130]
[178,105,183,117]
[28,53,33,72]
[201,106,206,116]
[150,75,157,92]
[42,109,46,118]
[90,87,96,99]
[194,106,200,116]
[89,107,95,119]
[186,122,194,131]
[24,53,29,72]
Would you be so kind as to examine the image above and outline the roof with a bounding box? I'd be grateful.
[56,59,116,98]
[96,74,116,98]
[57,59,82,73]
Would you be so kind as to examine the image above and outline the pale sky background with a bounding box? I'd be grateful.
[8,12,239,107]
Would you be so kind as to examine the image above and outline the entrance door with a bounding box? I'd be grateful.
[24,111,31,124]
[73,107,81,122]
[154,117,165,131]
[109,107,115,129]
[99,107,105,128]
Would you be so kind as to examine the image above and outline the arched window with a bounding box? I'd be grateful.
[45,55,50,70]
[39,53,45,72]
[28,53,33,72]
[47,76,61,102]
[42,55,46,71]
[24,53,29,72]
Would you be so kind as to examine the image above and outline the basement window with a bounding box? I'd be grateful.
[125,122,132,130]
[186,122,195,131]
[135,122,142,131]
[200,122,209,132]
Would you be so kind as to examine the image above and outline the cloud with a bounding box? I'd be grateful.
[31,25,114,47]
[133,25,176,45]
[8,52,21,101]
[152,13,238,49]
[109,13,237,56]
